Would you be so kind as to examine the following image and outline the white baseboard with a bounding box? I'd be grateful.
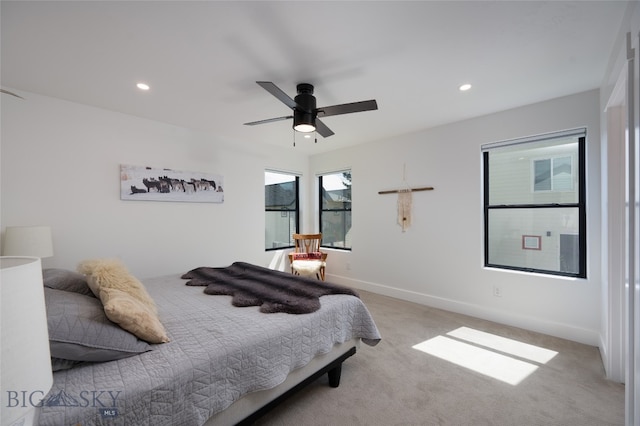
[327,273,600,347]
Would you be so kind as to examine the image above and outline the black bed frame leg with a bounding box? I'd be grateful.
[327,364,342,387]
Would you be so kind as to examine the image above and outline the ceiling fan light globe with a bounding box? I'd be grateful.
[294,123,316,132]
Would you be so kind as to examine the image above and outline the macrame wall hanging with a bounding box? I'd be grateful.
[378,165,434,232]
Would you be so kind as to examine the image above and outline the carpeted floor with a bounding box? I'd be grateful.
[254,290,625,426]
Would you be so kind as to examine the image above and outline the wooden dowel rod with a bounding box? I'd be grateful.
[377,186,434,195]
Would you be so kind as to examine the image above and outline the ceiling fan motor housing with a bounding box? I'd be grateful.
[293,83,316,131]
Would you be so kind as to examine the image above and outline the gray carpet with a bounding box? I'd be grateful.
[254,290,625,426]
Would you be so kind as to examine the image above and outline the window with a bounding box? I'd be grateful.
[533,156,573,192]
[265,171,299,250]
[319,171,352,250]
[482,129,586,278]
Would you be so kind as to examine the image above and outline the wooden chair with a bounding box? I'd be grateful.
[288,233,328,280]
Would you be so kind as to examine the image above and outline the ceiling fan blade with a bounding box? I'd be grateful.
[315,118,334,138]
[256,81,297,109]
[0,89,24,99]
[244,115,293,126]
[317,99,378,118]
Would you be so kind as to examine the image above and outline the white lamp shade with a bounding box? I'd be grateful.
[2,226,53,258]
[1,257,53,426]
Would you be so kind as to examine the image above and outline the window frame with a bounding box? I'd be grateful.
[265,171,299,251]
[318,171,352,251]
[482,130,586,278]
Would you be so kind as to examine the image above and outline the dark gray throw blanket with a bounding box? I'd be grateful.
[182,261,359,314]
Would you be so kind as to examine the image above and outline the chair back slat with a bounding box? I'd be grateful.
[293,233,322,254]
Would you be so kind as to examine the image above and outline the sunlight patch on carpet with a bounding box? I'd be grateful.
[446,327,558,364]
[412,327,558,386]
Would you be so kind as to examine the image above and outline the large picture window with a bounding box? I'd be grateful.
[265,171,299,250]
[482,129,586,277]
[319,171,352,250]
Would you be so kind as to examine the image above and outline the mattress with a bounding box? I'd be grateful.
[37,272,381,425]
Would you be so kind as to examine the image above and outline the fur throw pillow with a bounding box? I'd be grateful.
[77,258,157,313]
[77,258,169,343]
[100,287,169,344]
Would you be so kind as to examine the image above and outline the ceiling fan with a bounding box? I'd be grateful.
[244,81,378,138]
[0,89,24,99]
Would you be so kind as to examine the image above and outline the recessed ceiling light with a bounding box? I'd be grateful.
[459,83,472,91]
[136,82,150,91]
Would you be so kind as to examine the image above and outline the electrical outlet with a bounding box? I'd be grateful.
[346,262,351,271]
[493,285,502,297]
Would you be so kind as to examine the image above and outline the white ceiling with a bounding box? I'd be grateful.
[0,1,630,154]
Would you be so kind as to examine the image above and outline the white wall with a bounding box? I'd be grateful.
[0,91,308,279]
[311,89,601,345]
[0,87,604,346]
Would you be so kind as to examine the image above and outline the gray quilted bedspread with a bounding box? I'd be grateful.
[38,272,381,426]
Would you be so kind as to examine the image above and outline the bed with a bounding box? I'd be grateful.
[37,261,381,425]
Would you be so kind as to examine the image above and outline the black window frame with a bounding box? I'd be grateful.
[265,172,299,251]
[483,131,587,278]
[319,172,352,251]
